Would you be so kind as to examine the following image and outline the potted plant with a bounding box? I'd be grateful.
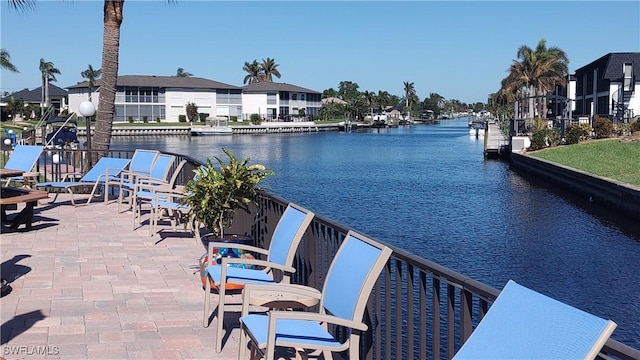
[183,148,273,240]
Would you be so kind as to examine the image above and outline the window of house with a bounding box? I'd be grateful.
[292,93,297,100]
[267,92,277,105]
[623,63,633,91]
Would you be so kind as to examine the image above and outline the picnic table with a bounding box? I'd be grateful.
[0,187,49,230]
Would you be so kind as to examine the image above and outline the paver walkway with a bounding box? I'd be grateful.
[1,194,244,359]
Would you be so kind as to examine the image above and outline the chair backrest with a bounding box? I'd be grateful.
[128,149,159,177]
[266,203,314,267]
[4,145,43,171]
[148,153,176,182]
[81,157,131,183]
[321,231,392,323]
[453,280,617,360]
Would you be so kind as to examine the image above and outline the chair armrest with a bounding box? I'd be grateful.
[268,311,368,332]
[241,283,322,315]
[60,172,83,181]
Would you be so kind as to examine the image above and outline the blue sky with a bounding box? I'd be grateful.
[1,1,639,104]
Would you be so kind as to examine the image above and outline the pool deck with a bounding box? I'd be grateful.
[1,194,248,359]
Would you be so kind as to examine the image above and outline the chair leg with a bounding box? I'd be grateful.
[216,282,227,352]
[203,275,212,328]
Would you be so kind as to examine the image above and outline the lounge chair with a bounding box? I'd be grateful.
[103,149,159,208]
[452,279,617,360]
[2,145,44,187]
[238,230,393,360]
[203,203,315,353]
[36,157,131,206]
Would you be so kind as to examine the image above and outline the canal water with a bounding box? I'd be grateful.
[109,118,640,348]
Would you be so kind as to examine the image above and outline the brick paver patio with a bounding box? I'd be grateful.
[1,194,246,359]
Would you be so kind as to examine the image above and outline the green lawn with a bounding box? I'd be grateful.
[529,139,640,186]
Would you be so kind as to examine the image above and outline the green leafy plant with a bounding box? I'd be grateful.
[142,116,148,123]
[183,148,273,238]
[156,117,160,123]
[178,115,187,123]
[530,129,548,150]
[630,120,640,133]
[565,124,590,145]
[186,102,199,122]
[128,116,133,124]
[593,116,613,139]
[199,113,209,122]
[250,113,261,125]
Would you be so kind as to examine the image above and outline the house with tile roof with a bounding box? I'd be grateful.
[573,52,639,123]
[242,82,322,121]
[67,75,242,122]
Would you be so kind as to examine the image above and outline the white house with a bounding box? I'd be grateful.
[241,82,322,121]
[67,75,242,122]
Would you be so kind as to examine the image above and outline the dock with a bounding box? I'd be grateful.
[483,121,509,159]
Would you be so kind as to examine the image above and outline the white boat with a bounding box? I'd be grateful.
[191,117,233,135]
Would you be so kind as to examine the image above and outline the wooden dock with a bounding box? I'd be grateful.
[483,121,509,159]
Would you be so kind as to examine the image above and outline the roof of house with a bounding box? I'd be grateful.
[574,52,640,80]
[1,84,68,102]
[67,75,241,90]
[242,81,320,94]
[321,97,348,105]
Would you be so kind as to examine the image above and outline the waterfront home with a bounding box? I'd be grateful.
[0,84,68,118]
[66,75,242,123]
[241,81,322,121]
[573,52,639,123]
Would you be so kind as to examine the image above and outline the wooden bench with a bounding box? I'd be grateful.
[1,187,49,230]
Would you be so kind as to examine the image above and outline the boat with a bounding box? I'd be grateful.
[44,117,80,149]
[190,116,233,135]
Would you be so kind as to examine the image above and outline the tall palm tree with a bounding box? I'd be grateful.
[39,58,61,115]
[376,90,391,112]
[260,57,281,82]
[176,67,193,77]
[504,38,568,119]
[403,81,416,120]
[0,49,19,73]
[242,59,262,84]
[81,64,102,100]
[363,90,375,121]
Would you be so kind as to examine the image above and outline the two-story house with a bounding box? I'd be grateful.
[573,52,639,123]
[241,82,322,121]
[67,75,242,122]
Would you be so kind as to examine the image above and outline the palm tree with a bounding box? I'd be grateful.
[0,49,19,73]
[260,58,281,82]
[39,58,61,116]
[176,67,193,77]
[81,64,102,100]
[403,81,416,120]
[363,91,375,121]
[242,60,262,84]
[504,38,568,119]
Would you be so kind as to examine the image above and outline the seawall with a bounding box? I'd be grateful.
[510,152,640,220]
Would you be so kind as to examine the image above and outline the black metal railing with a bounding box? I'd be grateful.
[4,147,638,360]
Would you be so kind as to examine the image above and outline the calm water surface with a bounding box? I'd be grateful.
[110,118,640,348]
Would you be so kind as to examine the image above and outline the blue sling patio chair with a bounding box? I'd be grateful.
[2,145,44,187]
[202,202,315,353]
[36,157,131,206]
[103,149,159,208]
[452,279,617,360]
[238,230,393,360]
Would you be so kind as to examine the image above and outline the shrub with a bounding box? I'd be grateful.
[530,129,548,150]
[156,117,160,123]
[630,120,640,133]
[250,113,261,125]
[185,102,198,122]
[593,116,613,138]
[142,116,148,124]
[178,115,187,123]
[128,116,133,124]
[230,116,238,122]
[199,113,209,122]
[565,124,589,144]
